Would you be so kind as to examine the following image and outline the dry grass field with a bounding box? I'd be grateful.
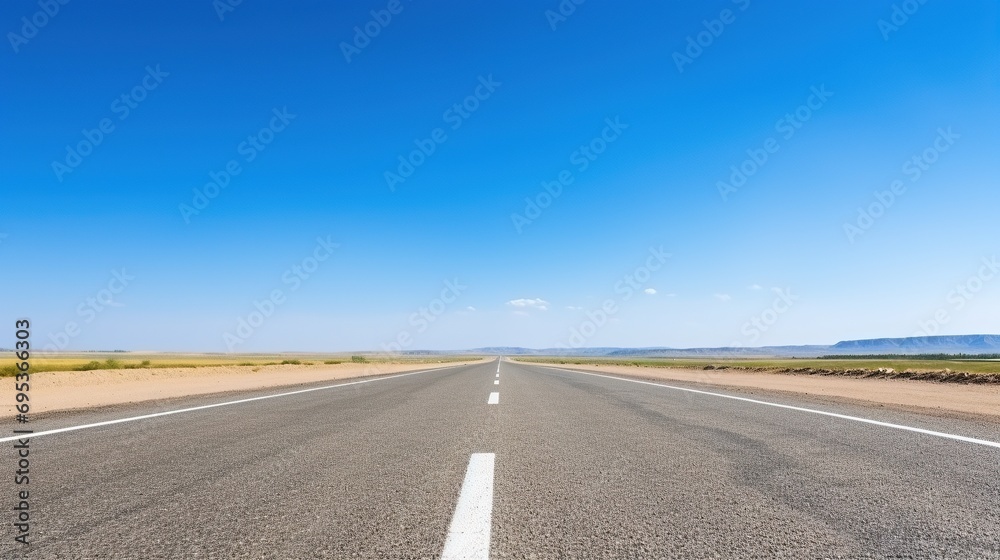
[514,356,1000,378]
[2,352,478,377]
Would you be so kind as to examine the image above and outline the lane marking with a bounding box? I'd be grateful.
[542,366,1000,450]
[441,452,495,560]
[493,380,499,385]
[0,364,467,444]
[487,392,499,405]
[495,373,499,378]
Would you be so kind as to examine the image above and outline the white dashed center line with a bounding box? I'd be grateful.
[441,453,495,560]
[487,392,499,405]
[493,380,499,385]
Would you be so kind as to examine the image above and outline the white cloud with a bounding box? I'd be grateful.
[506,298,550,311]
[748,284,762,290]
[644,288,657,295]
[714,293,732,302]
[466,306,476,312]
[566,305,583,311]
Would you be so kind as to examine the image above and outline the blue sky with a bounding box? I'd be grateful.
[2,0,997,352]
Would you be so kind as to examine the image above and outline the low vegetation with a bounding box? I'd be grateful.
[820,353,1000,361]
[512,356,1000,377]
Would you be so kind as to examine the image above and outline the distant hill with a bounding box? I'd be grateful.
[830,334,1000,354]
[462,345,830,358]
[454,335,1000,358]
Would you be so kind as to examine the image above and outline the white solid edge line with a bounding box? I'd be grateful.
[542,366,1000,450]
[487,392,499,405]
[441,452,495,560]
[0,364,465,444]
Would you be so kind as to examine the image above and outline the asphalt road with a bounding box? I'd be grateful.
[4,359,999,558]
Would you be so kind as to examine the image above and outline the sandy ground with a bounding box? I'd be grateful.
[528,362,1000,420]
[2,360,487,417]
[6,358,997,421]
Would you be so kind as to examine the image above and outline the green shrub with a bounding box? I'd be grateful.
[324,360,342,364]
[280,359,302,365]
[351,355,367,363]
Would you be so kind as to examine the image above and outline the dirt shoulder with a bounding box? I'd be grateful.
[2,360,486,417]
[521,361,1000,420]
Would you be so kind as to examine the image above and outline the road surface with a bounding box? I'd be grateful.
[4,359,999,558]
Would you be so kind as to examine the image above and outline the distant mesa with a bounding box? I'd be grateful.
[453,335,1000,358]
[831,334,1000,352]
